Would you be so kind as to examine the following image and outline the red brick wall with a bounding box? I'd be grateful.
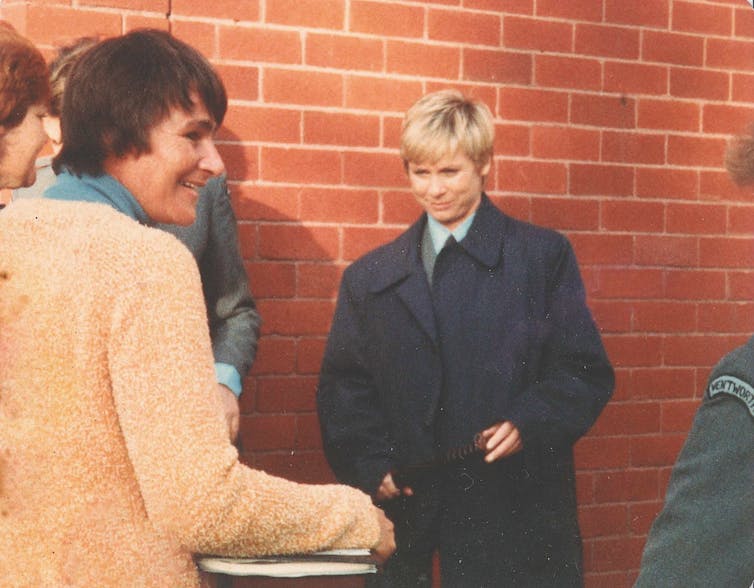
[5,1,754,585]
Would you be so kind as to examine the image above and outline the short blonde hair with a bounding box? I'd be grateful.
[400,89,494,169]
[48,37,98,117]
[726,123,754,186]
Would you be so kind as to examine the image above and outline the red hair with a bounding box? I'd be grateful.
[0,22,49,132]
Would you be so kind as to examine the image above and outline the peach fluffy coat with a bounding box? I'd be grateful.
[0,199,379,587]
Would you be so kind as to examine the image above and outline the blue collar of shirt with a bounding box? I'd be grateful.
[44,168,151,225]
[426,210,477,254]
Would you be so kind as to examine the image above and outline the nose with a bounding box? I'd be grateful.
[199,138,225,177]
[427,174,446,198]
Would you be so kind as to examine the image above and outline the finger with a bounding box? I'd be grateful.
[485,428,521,462]
[485,421,513,451]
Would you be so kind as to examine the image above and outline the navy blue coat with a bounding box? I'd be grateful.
[318,195,614,583]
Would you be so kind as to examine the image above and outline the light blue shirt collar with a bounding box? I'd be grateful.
[44,168,151,226]
[426,211,476,254]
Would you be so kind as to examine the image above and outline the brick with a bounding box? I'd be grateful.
[630,367,699,400]
[79,0,165,11]
[463,48,532,84]
[670,67,730,101]
[575,24,640,59]
[634,301,697,333]
[217,144,259,182]
[124,14,169,31]
[666,202,727,235]
[252,337,296,374]
[636,167,698,200]
[487,127,527,164]
[495,194,531,221]
[642,30,704,67]
[350,0,424,38]
[637,98,700,132]
[667,135,727,168]
[261,147,341,184]
[24,6,121,45]
[299,187,379,223]
[570,164,634,197]
[466,0,531,13]
[172,0,259,20]
[296,337,328,374]
[601,334,664,368]
[345,75,423,112]
[258,224,339,260]
[222,105,300,143]
[429,7,501,46]
[255,451,335,484]
[661,400,701,433]
[584,570,634,588]
[214,64,259,102]
[531,126,599,161]
[236,224,257,259]
[665,269,726,301]
[733,72,754,102]
[256,377,317,412]
[603,61,668,96]
[700,170,753,203]
[343,151,407,188]
[590,402,661,436]
[498,160,566,194]
[303,111,379,147]
[265,68,343,107]
[602,131,665,165]
[701,236,754,268]
[571,94,636,129]
[530,197,600,231]
[663,334,742,367]
[630,434,686,467]
[499,87,568,123]
[730,204,754,234]
[736,5,754,38]
[707,37,754,71]
[343,226,404,261]
[257,299,335,336]
[601,200,665,233]
[535,55,602,91]
[245,262,295,298]
[386,41,461,78]
[171,20,216,59]
[629,501,664,535]
[296,263,342,299]
[704,103,754,135]
[231,184,299,221]
[578,504,628,539]
[672,0,732,35]
[593,469,661,503]
[730,271,754,301]
[569,234,634,265]
[592,268,664,299]
[383,189,421,224]
[306,33,383,72]
[296,413,325,449]
[605,0,669,28]
[265,0,344,29]
[219,26,301,63]
[573,436,631,470]
[503,16,572,53]
[536,0,602,22]
[382,116,403,150]
[240,414,296,450]
[635,235,698,267]
[590,300,632,332]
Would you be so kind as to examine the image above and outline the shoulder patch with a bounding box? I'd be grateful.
[707,375,754,418]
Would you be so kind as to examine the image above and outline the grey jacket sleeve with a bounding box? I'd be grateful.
[635,339,754,588]
[199,177,261,382]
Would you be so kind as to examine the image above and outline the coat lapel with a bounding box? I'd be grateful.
[367,217,439,346]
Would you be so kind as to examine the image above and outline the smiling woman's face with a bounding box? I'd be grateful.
[103,97,225,226]
[0,103,48,190]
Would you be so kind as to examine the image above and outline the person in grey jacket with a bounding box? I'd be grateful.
[634,127,754,588]
[14,37,260,441]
